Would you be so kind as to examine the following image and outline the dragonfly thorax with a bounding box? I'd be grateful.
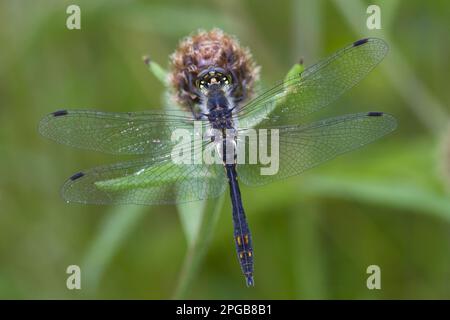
[205,85,231,109]
[206,98,234,130]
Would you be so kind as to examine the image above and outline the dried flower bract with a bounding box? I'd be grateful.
[169,28,260,111]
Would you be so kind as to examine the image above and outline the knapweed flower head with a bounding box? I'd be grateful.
[169,28,260,111]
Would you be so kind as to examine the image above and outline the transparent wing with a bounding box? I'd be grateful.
[236,38,388,128]
[236,112,397,186]
[39,109,207,156]
[62,145,227,205]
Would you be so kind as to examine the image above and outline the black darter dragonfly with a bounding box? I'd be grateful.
[39,36,396,287]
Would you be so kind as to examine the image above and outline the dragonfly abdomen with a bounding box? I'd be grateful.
[225,164,254,287]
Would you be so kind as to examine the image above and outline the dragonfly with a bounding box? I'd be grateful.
[39,38,397,287]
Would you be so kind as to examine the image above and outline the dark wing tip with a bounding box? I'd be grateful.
[69,172,85,181]
[367,111,384,117]
[38,110,69,137]
[52,110,69,117]
[367,112,398,132]
[353,38,369,47]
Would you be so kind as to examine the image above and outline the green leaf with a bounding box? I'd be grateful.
[94,162,222,191]
[143,56,169,85]
[298,139,450,220]
[82,205,147,295]
[239,62,305,129]
[286,61,305,80]
[177,201,205,247]
[302,175,450,221]
[95,163,183,190]
[173,194,225,299]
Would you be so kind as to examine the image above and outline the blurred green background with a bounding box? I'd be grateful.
[0,0,449,299]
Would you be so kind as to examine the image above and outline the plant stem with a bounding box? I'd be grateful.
[290,199,327,298]
[173,195,225,299]
[82,205,147,296]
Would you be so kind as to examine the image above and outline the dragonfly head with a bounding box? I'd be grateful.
[196,67,234,112]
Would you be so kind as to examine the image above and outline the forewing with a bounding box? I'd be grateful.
[237,112,397,186]
[39,109,205,156]
[236,38,389,128]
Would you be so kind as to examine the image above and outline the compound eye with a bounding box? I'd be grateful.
[214,72,232,86]
[196,79,207,89]
[196,69,232,89]
[220,73,233,86]
[225,74,233,85]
